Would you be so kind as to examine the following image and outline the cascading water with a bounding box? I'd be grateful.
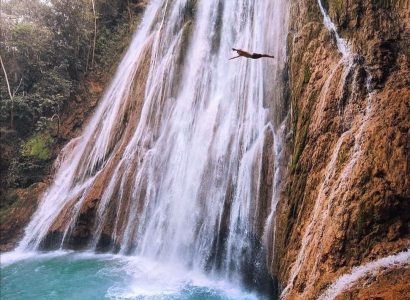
[10,0,289,296]
[318,250,410,300]
[281,1,385,299]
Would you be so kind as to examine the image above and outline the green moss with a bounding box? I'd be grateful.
[330,0,344,19]
[284,172,308,244]
[290,92,317,173]
[336,141,351,172]
[291,125,308,172]
[287,33,294,56]
[21,134,53,161]
[321,0,344,24]
[284,217,294,244]
[304,92,316,123]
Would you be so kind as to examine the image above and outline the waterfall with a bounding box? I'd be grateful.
[16,0,289,291]
[317,0,351,59]
[281,2,382,299]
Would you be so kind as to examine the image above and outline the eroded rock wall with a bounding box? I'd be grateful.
[274,0,409,298]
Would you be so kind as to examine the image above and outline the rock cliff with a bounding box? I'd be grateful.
[1,0,408,298]
[273,0,409,298]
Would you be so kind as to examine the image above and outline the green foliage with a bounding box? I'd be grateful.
[11,22,52,53]
[0,0,90,134]
[94,21,132,74]
[0,0,140,193]
[21,134,53,161]
[0,65,71,133]
[336,141,351,172]
[0,0,136,134]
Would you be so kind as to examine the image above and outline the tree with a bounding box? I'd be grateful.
[91,0,97,69]
[0,53,14,127]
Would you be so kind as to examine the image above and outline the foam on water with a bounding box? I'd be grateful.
[0,250,73,267]
[14,0,290,291]
[1,251,260,299]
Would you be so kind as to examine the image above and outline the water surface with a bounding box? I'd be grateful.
[1,252,260,300]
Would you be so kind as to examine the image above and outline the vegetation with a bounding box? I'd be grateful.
[336,140,351,172]
[0,0,143,209]
[291,125,308,172]
[291,92,316,173]
[21,134,53,161]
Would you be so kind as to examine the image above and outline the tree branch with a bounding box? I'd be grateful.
[13,77,23,97]
[91,0,97,68]
[0,53,12,100]
[0,53,14,128]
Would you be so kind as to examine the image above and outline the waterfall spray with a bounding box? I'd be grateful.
[15,0,290,292]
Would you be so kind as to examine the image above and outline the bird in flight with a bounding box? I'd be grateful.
[229,48,275,60]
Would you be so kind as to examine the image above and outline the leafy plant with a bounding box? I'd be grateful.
[21,134,53,161]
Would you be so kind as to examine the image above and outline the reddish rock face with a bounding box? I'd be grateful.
[335,267,410,300]
[274,0,409,298]
[0,183,47,252]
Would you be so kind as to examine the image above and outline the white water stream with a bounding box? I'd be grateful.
[318,249,410,300]
[280,0,366,298]
[11,0,290,292]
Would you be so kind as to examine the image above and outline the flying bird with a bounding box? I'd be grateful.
[229,48,275,60]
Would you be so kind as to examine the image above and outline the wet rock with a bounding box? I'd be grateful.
[273,0,410,299]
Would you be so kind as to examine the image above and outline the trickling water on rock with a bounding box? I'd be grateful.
[15,0,289,294]
[280,1,372,298]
